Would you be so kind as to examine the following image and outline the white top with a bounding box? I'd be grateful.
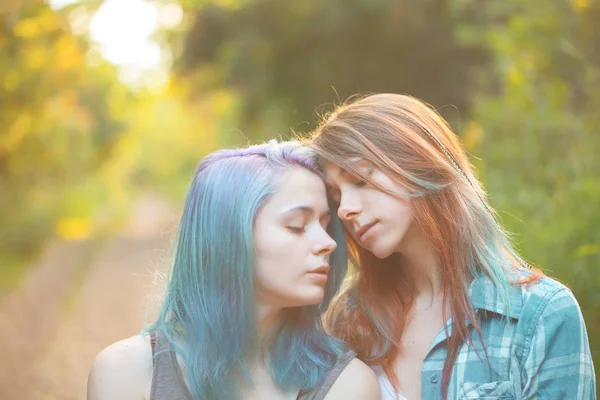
[371,366,408,400]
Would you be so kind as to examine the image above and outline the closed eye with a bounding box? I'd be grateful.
[352,168,373,188]
[287,226,305,234]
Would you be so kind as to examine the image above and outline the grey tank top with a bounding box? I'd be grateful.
[149,332,356,400]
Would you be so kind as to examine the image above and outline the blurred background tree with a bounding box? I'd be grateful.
[462,0,600,369]
[0,0,230,288]
[0,1,128,282]
[1,0,598,388]
[177,0,489,137]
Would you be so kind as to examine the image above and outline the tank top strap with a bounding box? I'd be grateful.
[149,331,193,400]
[150,332,157,357]
[297,350,357,400]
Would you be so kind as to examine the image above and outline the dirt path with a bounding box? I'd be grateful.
[0,197,179,400]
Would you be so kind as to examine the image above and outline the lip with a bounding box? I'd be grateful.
[356,221,378,243]
[309,265,330,275]
[307,265,330,283]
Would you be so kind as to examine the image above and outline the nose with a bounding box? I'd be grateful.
[337,193,362,222]
[314,232,337,256]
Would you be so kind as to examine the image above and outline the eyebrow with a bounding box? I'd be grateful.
[282,205,331,219]
[325,159,366,188]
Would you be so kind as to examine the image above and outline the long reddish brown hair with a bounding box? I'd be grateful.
[306,94,542,397]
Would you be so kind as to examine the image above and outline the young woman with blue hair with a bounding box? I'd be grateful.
[87,141,380,400]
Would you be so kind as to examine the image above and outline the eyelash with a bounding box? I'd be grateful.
[355,168,375,187]
[287,226,305,234]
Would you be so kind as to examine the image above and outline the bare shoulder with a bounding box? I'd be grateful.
[325,358,381,400]
[87,334,154,400]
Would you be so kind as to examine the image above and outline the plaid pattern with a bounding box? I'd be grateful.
[418,268,596,399]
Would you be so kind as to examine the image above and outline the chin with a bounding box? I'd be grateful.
[293,288,325,307]
[371,249,393,259]
[368,232,407,260]
[367,241,395,260]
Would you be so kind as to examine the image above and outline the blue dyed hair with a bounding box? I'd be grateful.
[147,140,348,399]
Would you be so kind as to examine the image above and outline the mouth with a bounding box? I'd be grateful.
[309,265,330,275]
[307,265,330,283]
[356,221,378,242]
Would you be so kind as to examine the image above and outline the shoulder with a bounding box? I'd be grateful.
[514,267,569,296]
[527,276,584,323]
[87,334,154,400]
[325,358,381,400]
[471,267,576,321]
[515,269,579,319]
[513,270,588,345]
[510,274,595,395]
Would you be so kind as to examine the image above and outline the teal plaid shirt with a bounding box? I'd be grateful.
[419,268,596,399]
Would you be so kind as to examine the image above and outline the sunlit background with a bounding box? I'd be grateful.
[1,0,599,398]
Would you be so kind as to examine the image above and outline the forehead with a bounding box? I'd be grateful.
[265,167,328,210]
[322,162,343,186]
[322,159,367,187]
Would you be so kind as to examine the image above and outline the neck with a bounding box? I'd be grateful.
[255,300,282,344]
[247,300,282,368]
[395,223,443,305]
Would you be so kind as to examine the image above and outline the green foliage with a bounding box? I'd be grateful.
[456,0,600,369]
[178,0,488,132]
[0,2,238,292]
[0,3,129,260]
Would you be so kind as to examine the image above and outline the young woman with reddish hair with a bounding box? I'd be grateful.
[307,94,595,399]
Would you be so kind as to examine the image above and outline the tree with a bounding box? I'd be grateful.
[454,0,600,374]
[177,0,488,135]
[0,1,128,278]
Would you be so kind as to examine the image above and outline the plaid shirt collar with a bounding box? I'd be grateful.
[468,269,524,320]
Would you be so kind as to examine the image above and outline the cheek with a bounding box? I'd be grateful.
[398,202,414,222]
[362,188,390,213]
[387,202,415,245]
[255,235,302,280]
[382,190,412,218]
